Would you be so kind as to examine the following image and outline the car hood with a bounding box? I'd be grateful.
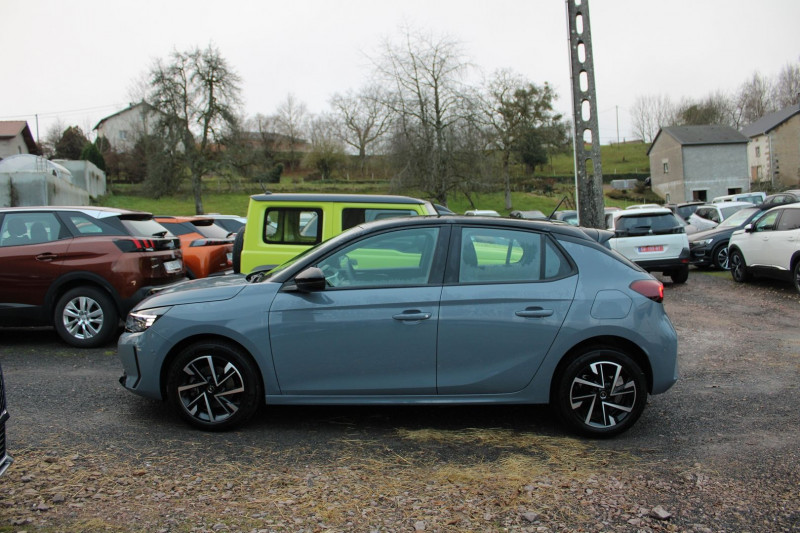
[690,225,733,242]
[137,274,249,309]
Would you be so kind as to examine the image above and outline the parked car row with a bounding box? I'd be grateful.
[0,207,242,347]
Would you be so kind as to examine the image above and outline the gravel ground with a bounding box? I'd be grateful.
[0,269,798,532]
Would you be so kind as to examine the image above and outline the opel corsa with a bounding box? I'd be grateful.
[118,216,679,437]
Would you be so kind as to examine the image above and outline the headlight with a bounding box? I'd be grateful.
[125,307,171,333]
[692,238,713,246]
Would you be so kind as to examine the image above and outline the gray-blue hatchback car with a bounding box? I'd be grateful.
[118,216,678,437]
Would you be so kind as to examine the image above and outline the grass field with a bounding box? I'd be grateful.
[98,142,654,217]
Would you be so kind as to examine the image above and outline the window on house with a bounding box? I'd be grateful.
[662,162,669,174]
[755,147,761,157]
[119,130,128,140]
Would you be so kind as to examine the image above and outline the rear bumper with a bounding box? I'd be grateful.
[635,247,691,273]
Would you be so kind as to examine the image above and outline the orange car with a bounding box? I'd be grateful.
[154,216,234,279]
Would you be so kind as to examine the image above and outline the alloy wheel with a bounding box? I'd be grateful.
[176,355,246,424]
[568,360,638,430]
[62,296,104,340]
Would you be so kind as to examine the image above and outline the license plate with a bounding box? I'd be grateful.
[638,245,664,253]
[164,259,183,273]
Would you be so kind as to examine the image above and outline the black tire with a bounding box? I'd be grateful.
[793,261,800,294]
[232,228,244,274]
[730,249,750,283]
[711,243,730,270]
[553,347,647,438]
[166,341,262,431]
[53,286,119,348]
[669,265,689,284]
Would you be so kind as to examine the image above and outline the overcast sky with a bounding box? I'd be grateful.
[2,0,799,148]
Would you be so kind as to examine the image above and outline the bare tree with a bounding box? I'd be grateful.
[772,60,800,108]
[674,91,733,127]
[305,114,348,180]
[274,94,308,171]
[374,26,477,206]
[330,85,393,176]
[630,94,676,143]
[148,44,242,212]
[734,72,774,126]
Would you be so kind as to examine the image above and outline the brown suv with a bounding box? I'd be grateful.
[0,207,185,348]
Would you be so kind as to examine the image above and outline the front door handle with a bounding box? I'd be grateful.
[35,253,58,262]
[515,307,554,318]
[393,310,432,321]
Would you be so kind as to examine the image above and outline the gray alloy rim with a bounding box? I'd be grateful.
[62,296,104,340]
[716,246,730,270]
[569,361,637,429]
[177,355,245,424]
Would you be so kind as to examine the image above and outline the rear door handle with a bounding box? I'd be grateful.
[515,307,554,318]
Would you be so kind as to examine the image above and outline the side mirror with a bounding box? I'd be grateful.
[744,223,754,233]
[292,267,327,292]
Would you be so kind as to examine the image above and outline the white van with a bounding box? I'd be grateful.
[712,192,765,205]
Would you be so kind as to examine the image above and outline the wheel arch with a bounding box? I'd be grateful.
[790,251,800,273]
[45,272,121,319]
[549,335,654,401]
[159,334,264,400]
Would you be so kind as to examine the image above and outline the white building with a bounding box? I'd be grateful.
[93,101,161,151]
[0,121,39,159]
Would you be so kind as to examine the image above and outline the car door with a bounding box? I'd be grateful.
[765,208,800,270]
[0,212,70,321]
[268,226,446,395]
[741,209,781,267]
[437,226,577,394]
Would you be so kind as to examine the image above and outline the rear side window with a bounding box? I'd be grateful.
[0,212,64,246]
[459,227,572,283]
[615,213,683,236]
[342,208,418,230]
[777,209,800,231]
[265,208,322,245]
[66,214,123,236]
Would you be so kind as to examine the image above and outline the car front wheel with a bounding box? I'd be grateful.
[730,249,750,283]
[793,262,800,294]
[712,243,730,270]
[166,341,262,431]
[54,286,119,348]
[553,348,647,438]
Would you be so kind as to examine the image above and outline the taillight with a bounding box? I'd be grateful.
[115,238,156,252]
[629,279,664,303]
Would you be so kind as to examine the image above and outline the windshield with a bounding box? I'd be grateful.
[718,207,758,228]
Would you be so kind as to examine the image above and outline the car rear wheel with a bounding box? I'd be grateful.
[712,243,730,270]
[553,348,647,438]
[793,262,800,294]
[53,286,119,348]
[669,265,689,284]
[166,341,262,431]
[730,249,750,282]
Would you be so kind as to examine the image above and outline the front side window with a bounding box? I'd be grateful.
[316,227,439,288]
[754,210,780,232]
[265,208,322,245]
[459,227,571,283]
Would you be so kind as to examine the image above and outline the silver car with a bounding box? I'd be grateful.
[118,216,678,438]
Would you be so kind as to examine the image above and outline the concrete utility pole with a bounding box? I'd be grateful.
[566,0,604,228]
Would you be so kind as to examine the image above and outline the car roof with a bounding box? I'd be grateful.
[0,205,152,219]
[344,214,610,244]
[700,201,753,210]
[612,207,674,218]
[249,193,428,205]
